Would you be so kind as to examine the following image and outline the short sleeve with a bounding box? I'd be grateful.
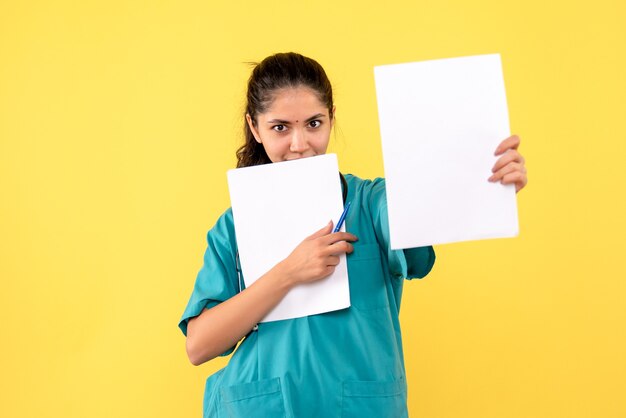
[178,209,239,355]
[368,178,436,280]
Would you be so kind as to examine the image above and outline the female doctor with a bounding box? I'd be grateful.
[179,52,528,418]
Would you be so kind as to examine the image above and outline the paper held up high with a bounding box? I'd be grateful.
[227,154,350,323]
[374,54,519,249]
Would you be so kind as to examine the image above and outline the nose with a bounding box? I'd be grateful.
[289,128,310,153]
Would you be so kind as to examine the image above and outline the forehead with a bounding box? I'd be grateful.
[261,87,328,118]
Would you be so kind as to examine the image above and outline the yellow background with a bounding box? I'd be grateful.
[1,1,624,417]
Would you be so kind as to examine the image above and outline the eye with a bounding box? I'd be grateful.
[272,124,287,132]
[308,120,321,128]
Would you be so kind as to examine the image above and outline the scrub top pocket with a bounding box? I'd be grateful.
[347,243,389,310]
[220,378,287,418]
[341,379,407,418]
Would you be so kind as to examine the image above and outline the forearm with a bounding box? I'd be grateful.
[185,222,357,366]
[185,262,293,365]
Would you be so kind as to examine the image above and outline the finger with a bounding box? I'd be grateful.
[489,162,526,182]
[326,255,340,266]
[307,221,334,240]
[492,150,525,173]
[494,135,521,156]
[321,265,335,278]
[501,171,528,192]
[321,231,359,246]
[325,240,354,256]
[313,263,336,278]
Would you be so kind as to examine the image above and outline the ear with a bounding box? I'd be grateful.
[246,114,262,144]
[330,106,336,129]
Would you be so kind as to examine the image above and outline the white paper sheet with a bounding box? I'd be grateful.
[374,54,519,249]
[227,154,350,322]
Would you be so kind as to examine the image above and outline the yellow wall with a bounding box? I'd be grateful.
[1,1,624,417]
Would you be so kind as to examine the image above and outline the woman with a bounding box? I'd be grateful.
[179,52,527,417]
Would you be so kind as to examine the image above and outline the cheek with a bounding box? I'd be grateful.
[261,136,289,155]
[313,131,331,149]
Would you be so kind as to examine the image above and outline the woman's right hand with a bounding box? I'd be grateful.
[277,221,358,286]
[186,220,357,365]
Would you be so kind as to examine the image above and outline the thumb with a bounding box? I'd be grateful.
[307,220,333,240]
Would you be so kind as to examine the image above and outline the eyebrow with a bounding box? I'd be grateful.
[266,113,327,124]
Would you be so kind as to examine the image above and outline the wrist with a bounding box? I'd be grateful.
[272,260,299,291]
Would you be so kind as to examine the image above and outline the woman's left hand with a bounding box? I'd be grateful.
[489,134,528,193]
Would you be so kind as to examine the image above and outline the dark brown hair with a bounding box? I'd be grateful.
[236,52,334,168]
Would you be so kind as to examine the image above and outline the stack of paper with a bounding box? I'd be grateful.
[227,154,350,322]
[374,54,519,249]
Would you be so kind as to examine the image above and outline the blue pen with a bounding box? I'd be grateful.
[333,201,351,233]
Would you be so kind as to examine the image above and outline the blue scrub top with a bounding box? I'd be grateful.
[179,175,435,418]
